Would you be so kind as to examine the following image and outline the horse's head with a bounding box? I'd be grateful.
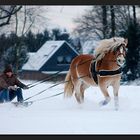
[95,37,128,67]
[113,38,128,67]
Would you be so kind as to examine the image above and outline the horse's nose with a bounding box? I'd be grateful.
[122,59,125,63]
[117,58,125,66]
[118,59,124,63]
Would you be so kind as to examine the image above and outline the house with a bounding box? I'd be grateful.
[20,40,79,80]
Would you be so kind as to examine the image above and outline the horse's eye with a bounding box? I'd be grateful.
[115,46,120,52]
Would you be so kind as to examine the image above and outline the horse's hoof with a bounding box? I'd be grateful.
[99,100,109,106]
[114,105,119,111]
[115,108,119,111]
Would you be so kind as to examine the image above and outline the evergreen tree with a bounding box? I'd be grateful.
[24,31,36,52]
[121,21,140,81]
[52,28,61,40]
[2,43,28,72]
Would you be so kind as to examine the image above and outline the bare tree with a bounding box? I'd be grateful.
[11,6,49,72]
[0,6,22,27]
[0,6,49,72]
[0,6,50,71]
[73,6,111,40]
[73,5,135,41]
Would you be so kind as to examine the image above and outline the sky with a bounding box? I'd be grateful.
[0,6,91,36]
[42,6,91,33]
[0,80,140,134]
[33,5,140,35]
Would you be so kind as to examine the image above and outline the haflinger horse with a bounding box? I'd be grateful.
[64,37,127,110]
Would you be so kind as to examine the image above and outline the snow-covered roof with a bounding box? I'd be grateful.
[28,52,35,57]
[22,40,78,71]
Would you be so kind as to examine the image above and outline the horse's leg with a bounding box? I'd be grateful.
[99,85,111,106]
[74,81,84,104]
[112,82,120,111]
[80,82,89,102]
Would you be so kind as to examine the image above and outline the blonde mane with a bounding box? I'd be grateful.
[94,37,127,61]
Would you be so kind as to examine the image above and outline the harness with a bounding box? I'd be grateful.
[90,61,122,85]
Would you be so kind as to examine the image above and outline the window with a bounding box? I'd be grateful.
[65,56,72,64]
[57,55,72,65]
[57,56,64,64]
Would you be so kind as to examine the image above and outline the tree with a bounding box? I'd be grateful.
[51,28,70,42]
[120,21,140,81]
[0,6,22,27]
[0,6,50,72]
[24,31,36,52]
[24,29,51,52]
[132,5,137,26]
[2,43,28,72]
[73,6,135,40]
[70,37,82,53]
[110,5,115,37]
[74,5,140,81]
[102,6,108,38]
[51,28,61,40]
[1,6,49,72]
[73,6,111,40]
[36,29,51,49]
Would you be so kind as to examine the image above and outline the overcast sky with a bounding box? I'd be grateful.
[43,6,91,32]
[0,6,92,36]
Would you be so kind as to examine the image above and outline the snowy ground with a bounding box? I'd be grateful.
[0,80,140,134]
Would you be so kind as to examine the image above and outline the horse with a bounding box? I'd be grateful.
[64,37,127,110]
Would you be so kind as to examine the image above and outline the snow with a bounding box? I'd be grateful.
[22,41,65,71]
[22,41,79,71]
[0,80,140,134]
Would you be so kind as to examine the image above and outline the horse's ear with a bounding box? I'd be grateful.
[124,38,128,46]
[113,38,116,42]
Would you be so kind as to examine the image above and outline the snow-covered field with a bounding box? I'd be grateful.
[0,80,140,134]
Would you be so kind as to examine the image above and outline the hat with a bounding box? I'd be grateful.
[3,65,13,73]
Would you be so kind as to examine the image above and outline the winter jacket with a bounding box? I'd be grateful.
[0,73,27,91]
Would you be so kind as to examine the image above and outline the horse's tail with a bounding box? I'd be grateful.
[64,70,74,98]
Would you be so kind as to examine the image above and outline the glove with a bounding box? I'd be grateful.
[8,85,17,91]
[23,85,29,90]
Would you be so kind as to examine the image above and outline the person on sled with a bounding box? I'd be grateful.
[0,65,29,103]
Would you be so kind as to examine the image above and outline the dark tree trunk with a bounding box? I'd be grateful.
[102,6,107,38]
[110,5,115,37]
[132,5,137,26]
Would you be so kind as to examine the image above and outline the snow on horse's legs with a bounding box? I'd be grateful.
[114,96,119,111]
[99,97,111,106]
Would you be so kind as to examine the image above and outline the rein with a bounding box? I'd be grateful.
[22,58,93,102]
[24,48,125,102]
[24,56,122,102]
[24,75,88,103]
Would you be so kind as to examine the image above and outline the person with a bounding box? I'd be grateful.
[0,65,29,103]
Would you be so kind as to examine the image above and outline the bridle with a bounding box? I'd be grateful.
[115,44,127,58]
[104,44,127,63]
[114,44,127,67]
[95,43,127,69]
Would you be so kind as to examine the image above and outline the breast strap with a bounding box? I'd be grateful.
[90,61,122,85]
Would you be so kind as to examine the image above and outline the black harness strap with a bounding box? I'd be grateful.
[91,61,98,85]
[91,61,122,85]
[98,67,122,76]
